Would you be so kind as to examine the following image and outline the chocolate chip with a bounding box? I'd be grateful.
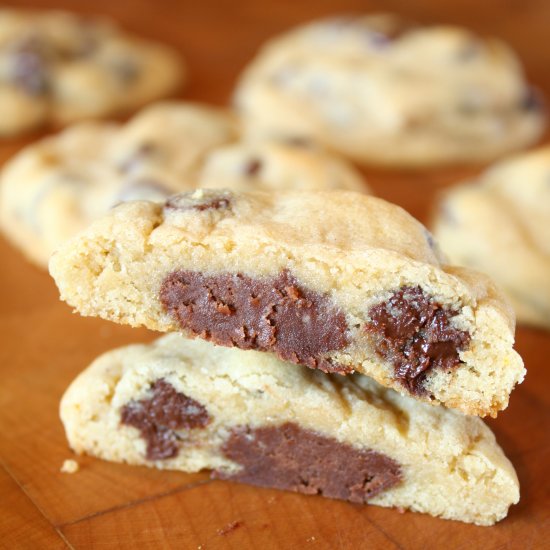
[164,190,232,213]
[424,229,436,251]
[120,379,210,460]
[114,178,173,205]
[244,158,262,177]
[160,270,351,373]
[365,287,471,395]
[520,87,544,112]
[214,422,402,503]
[456,41,481,62]
[9,37,51,96]
[110,57,141,84]
[281,136,312,148]
[118,142,158,173]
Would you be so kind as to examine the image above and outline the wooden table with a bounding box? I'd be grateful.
[1,1,549,548]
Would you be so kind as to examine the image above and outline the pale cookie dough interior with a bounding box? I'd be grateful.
[49,190,525,417]
[61,334,520,526]
[234,14,545,167]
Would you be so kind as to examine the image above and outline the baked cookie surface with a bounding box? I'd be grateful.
[0,9,184,136]
[49,190,525,417]
[0,102,367,267]
[234,14,545,167]
[61,334,519,526]
[433,146,550,329]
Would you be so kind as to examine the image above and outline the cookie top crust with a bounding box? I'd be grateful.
[0,101,368,267]
[433,145,550,328]
[0,8,184,136]
[234,14,545,166]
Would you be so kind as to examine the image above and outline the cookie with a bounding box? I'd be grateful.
[0,102,367,268]
[60,334,519,526]
[0,9,184,136]
[234,14,545,167]
[49,190,525,417]
[432,146,550,329]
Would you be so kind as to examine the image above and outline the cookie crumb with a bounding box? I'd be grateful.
[217,520,243,536]
[307,536,316,542]
[60,459,79,473]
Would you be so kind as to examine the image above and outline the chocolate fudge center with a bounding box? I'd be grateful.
[160,270,350,373]
[214,422,402,503]
[365,286,471,394]
[120,379,210,460]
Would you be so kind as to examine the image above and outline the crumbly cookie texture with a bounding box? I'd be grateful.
[50,190,525,417]
[433,146,550,329]
[60,334,519,526]
[0,9,184,136]
[234,14,545,167]
[0,102,367,268]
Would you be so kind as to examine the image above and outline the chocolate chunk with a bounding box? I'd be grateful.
[164,190,232,213]
[9,37,51,96]
[120,379,210,460]
[244,158,262,177]
[214,422,402,503]
[160,270,350,373]
[365,287,471,394]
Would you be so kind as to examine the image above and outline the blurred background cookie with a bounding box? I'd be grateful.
[234,14,545,167]
[432,145,550,329]
[0,101,368,267]
[0,8,184,136]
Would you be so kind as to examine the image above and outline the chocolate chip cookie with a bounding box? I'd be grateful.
[0,9,184,136]
[49,190,525,417]
[61,334,519,526]
[0,102,367,267]
[234,14,545,167]
[433,145,550,329]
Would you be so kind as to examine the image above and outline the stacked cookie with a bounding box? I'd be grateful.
[51,189,524,525]
[0,9,539,528]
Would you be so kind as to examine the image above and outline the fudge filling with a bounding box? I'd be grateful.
[160,270,350,373]
[214,422,402,503]
[120,379,210,460]
[365,286,471,394]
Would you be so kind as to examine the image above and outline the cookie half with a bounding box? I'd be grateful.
[0,102,367,267]
[0,8,184,136]
[50,190,525,417]
[432,145,550,329]
[60,334,519,526]
[234,14,545,167]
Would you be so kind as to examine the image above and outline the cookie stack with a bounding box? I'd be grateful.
[0,10,540,528]
[51,189,524,525]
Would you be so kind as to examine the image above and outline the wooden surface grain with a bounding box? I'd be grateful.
[0,1,549,548]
